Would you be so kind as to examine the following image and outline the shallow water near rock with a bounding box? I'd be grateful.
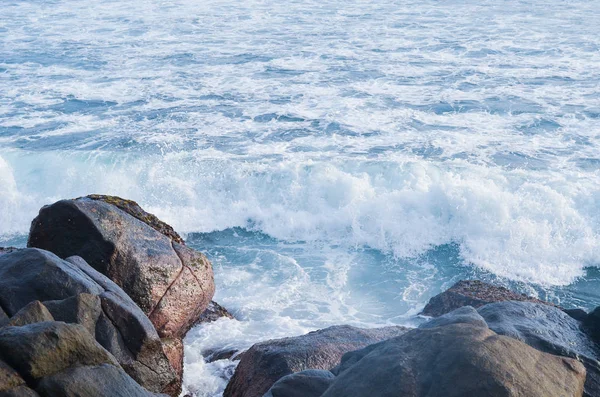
[1,0,600,395]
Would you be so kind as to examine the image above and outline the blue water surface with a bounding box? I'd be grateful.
[1,1,600,395]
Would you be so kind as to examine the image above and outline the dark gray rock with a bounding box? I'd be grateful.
[7,301,54,328]
[583,306,600,343]
[419,305,487,329]
[28,196,215,340]
[35,364,162,397]
[0,322,118,381]
[478,301,598,360]
[0,249,176,395]
[0,247,18,256]
[0,249,103,316]
[421,280,557,317]
[322,323,586,397]
[0,359,25,392]
[44,293,101,336]
[264,370,335,397]
[224,325,410,397]
[0,307,8,328]
[67,256,178,395]
[0,385,40,396]
[197,301,234,324]
[478,301,600,397]
[565,308,588,322]
[204,348,241,363]
[100,291,176,395]
[66,258,180,396]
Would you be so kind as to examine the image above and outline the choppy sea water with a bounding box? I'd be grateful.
[1,0,599,395]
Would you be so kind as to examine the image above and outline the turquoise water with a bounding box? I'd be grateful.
[1,0,600,395]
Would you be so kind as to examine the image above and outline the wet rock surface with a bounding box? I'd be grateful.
[224,325,410,397]
[196,301,235,324]
[28,196,215,339]
[265,370,335,397]
[6,301,54,328]
[0,249,175,395]
[478,301,600,397]
[0,322,118,381]
[35,364,166,397]
[319,322,586,397]
[84,194,185,245]
[5,196,598,397]
[421,280,558,317]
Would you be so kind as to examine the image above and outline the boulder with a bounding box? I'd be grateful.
[204,348,240,363]
[83,194,184,245]
[99,290,177,394]
[28,195,214,339]
[0,249,103,315]
[0,249,176,395]
[7,301,54,328]
[418,305,487,329]
[224,325,410,397]
[321,323,586,397]
[583,306,600,343]
[0,322,163,397]
[0,247,18,256]
[0,307,10,328]
[421,280,557,317]
[264,370,335,397]
[44,294,101,336]
[0,359,25,392]
[0,386,40,396]
[478,301,600,397]
[160,338,184,393]
[0,322,118,381]
[148,244,213,339]
[197,301,234,324]
[565,308,589,322]
[35,364,164,397]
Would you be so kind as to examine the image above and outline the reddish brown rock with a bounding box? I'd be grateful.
[421,280,557,317]
[149,263,207,339]
[28,196,215,339]
[85,194,185,245]
[161,338,184,396]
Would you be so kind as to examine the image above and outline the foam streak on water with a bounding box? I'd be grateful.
[1,1,600,395]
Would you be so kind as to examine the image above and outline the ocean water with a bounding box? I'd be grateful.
[1,0,600,395]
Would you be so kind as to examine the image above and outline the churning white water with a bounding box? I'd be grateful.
[1,0,599,395]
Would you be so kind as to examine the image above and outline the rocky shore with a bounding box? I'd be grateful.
[1,195,599,397]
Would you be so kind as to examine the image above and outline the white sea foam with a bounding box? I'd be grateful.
[2,0,600,395]
[1,150,597,285]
